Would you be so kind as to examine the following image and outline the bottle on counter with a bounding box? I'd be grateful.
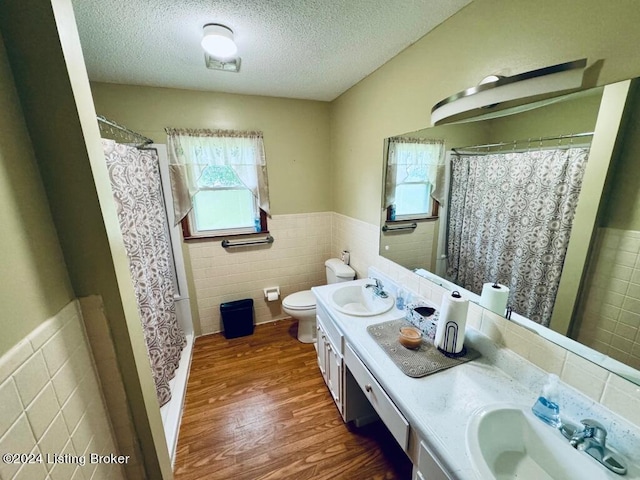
[396,287,406,310]
[532,373,561,428]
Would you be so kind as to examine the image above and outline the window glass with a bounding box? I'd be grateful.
[385,138,443,220]
[192,189,256,232]
[395,183,431,217]
[188,164,261,236]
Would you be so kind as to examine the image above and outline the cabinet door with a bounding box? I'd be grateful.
[326,339,342,412]
[316,309,348,419]
[417,441,450,480]
[316,318,327,378]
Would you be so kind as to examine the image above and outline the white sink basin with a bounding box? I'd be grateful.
[467,404,613,480]
[329,284,394,317]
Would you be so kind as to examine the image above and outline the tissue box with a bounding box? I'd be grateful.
[405,300,439,340]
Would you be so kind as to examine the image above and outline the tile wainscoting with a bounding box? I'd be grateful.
[188,211,407,335]
[188,212,332,334]
[372,244,640,430]
[576,227,640,370]
[333,213,640,428]
[186,210,640,428]
[378,221,437,272]
[0,300,124,480]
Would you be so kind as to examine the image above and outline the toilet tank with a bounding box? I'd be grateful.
[325,258,356,284]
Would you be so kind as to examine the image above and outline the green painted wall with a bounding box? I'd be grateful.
[331,0,640,226]
[90,83,332,216]
[487,90,603,143]
[0,34,74,356]
[603,81,640,231]
[0,1,173,478]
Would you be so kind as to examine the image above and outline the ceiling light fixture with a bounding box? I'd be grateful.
[201,24,237,59]
[431,59,587,125]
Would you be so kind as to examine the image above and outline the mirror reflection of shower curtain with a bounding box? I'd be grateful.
[446,147,589,326]
[102,139,186,406]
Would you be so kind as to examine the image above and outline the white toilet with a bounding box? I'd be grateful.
[282,258,356,343]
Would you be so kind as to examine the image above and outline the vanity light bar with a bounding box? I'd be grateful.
[431,59,587,126]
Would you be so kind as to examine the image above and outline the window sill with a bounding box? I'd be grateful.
[181,208,269,241]
[182,230,271,242]
[387,215,439,223]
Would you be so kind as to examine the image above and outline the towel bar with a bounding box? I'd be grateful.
[382,223,417,232]
[221,235,274,248]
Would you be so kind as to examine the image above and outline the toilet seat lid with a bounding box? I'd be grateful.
[283,290,316,310]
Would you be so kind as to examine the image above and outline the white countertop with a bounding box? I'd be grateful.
[312,278,640,480]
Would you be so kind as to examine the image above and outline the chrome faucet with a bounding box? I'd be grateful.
[365,278,388,298]
[560,419,627,475]
[568,419,607,449]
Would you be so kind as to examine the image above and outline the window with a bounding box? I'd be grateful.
[165,129,270,240]
[384,138,444,221]
[393,165,432,218]
[186,165,265,237]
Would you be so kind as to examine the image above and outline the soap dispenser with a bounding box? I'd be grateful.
[532,374,561,428]
[396,287,406,310]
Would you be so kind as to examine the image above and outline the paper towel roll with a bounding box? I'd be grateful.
[480,282,509,315]
[267,291,279,301]
[435,290,469,354]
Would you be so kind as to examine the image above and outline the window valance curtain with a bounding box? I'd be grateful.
[165,128,270,224]
[385,137,445,209]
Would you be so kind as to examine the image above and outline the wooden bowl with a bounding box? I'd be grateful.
[399,326,422,349]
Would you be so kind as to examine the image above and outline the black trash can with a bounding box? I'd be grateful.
[220,299,255,339]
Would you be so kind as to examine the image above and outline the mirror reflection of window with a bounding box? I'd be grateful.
[385,138,444,221]
[377,83,640,385]
[395,182,431,217]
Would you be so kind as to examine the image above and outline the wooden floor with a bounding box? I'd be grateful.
[173,319,412,480]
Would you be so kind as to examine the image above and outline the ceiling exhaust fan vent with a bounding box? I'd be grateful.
[205,54,241,73]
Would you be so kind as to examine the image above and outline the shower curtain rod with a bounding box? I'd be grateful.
[452,131,594,153]
[97,115,154,147]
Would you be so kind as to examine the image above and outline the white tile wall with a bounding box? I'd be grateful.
[379,221,436,272]
[474,308,640,428]
[576,228,640,370]
[185,209,640,430]
[189,212,332,334]
[331,213,380,279]
[335,213,640,429]
[0,300,125,480]
[78,296,145,480]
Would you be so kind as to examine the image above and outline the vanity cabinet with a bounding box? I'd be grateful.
[314,285,455,479]
[316,302,345,416]
[316,314,342,413]
[414,441,450,480]
[316,301,376,423]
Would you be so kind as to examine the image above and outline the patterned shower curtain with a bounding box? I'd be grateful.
[103,139,186,406]
[446,147,589,326]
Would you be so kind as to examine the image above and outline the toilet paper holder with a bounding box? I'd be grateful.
[263,287,280,301]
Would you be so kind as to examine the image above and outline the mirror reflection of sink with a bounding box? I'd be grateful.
[467,404,613,480]
[330,284,394,316]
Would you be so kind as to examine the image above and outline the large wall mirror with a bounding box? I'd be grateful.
[380,77,640,385]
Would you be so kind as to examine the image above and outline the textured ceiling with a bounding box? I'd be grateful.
[71,0,471,101]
